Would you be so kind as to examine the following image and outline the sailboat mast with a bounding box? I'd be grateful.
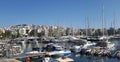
[85,16,87,36]
[57,20,60,38]
[87,16,89,36]
[85,16,89,36]
[72,26,74,36]
[34,26,37,37]
[113,13,116,36]
[102,0,105,36]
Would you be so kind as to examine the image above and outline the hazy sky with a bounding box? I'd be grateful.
[0,0,120,28]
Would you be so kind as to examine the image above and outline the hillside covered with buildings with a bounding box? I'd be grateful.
[0,24,120,39]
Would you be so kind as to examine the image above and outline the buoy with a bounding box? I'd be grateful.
[45,52,49,55]
[62,56,67,59]
[27,56,30,62]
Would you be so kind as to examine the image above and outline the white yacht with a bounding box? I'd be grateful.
[99,36,110,40]
[71,41,96,53]
[96,40,115,51]
[105,40,115,50]
[71,45,82,53]
[83,41,96,49]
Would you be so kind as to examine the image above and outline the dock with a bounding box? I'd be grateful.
[10,52,46,59]
[0,58,21,62]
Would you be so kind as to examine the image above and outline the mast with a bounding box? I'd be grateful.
[113,13,116,36]
[72,27,74,36]
[102,0,105,36]
[85,16,87,36]
[87,16,90,36]
[85,16,89,37]
[71,25,74,36]
[34,25,37,37]
[57,20,60,38]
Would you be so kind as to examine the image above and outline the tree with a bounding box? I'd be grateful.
[16,32,21,38]
[37,31,45,37]
[29,30,35,36]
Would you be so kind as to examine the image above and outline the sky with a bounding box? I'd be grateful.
[0,0,120,29]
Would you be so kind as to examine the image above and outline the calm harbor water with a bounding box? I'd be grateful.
[22,39,120,62]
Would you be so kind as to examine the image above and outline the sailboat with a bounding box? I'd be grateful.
[99,0,115,51]
[110,13,120,39]
[85,16,100,41]
[99,1,110,41]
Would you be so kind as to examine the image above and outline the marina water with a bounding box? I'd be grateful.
[22,39,120,62]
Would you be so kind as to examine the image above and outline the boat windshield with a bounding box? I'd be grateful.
[55,46,63,51]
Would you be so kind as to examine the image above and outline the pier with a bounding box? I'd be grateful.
[0,58,21,62]
[10,52,45,59]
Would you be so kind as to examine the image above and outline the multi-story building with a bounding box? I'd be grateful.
[19,28,27,35]
[0,28,6,33]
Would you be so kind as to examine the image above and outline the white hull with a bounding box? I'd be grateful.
[48,50,71,56]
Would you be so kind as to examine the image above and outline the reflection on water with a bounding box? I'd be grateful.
[21,39,120,62]
[70,54,120,62]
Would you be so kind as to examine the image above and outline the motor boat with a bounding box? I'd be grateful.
[44,43,71,56]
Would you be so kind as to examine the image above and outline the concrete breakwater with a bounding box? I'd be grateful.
[73,47,120,59]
